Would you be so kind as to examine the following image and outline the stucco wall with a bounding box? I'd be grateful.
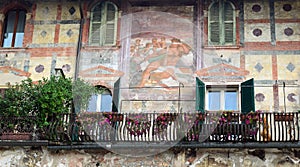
[0,147,299,167]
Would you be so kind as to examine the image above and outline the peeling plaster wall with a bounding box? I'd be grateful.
[0,147,300,167]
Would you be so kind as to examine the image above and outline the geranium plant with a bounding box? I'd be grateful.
[126,114,151,136]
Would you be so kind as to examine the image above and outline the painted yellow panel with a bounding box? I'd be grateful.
[244,1,270,20]
[61,3,81,20]
[254,87,274,111]
[275,1,300,19]
[56,56,76,78]
[245,55,272,80]
[35,3,57,21]
[244,23,271,42]
[277,55,300,80]
[275,23,300,41]
[278,87,300,112]
[59,24,79,43]
[32,25,55,44]
[29,57,53,81]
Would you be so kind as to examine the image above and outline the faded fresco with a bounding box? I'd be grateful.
[129,37,194,88]
[120,36,195,113]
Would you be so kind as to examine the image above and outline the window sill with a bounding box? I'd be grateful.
[82,45,121,51]
[203,45,241,49]
[0,47,27,52]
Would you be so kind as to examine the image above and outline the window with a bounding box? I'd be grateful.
[87,87,112,112]
[208,0,235,45]
[207,87,238,111]
[89,1,118,46]
[196,78,255,113]
[2,9,26,48]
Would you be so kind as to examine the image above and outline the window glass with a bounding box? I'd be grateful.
[3,10,26,48]
[101,94,112,111]
[87,88,112,112]
[207,88,238,111]
[15,10,26,47]
[208,91,221,110]
[87,94,98,112]
[225,91,237,110]
[3,11,16,47]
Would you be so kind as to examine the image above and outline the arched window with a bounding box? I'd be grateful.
[2,9,26,48]
[87,86,112,112]
[89,1,118,46]
[208,0,235,46]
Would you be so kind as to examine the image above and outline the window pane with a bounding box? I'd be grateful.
[15,11,26,47]
[225,91,237,110]
[87,95,98,112]
[3,11,16,47]
[101,94,112,112]
[208,91,220,110]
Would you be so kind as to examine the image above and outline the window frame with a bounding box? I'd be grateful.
[196,78,255,114]
[206,85,239,111]
[2,9,27,48]
[89,1,118,47]
[208,0,236,46]
[87,87,113,112]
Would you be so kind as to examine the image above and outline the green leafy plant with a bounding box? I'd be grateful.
[72,78,102,113]
[0,76,99,130]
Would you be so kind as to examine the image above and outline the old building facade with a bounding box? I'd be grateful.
[0,0,299,112]
[0,0,300,166]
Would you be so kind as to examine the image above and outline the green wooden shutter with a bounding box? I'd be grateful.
[224,2,234,44]
[104,3,117,45]
[209,1,235,46]
[196,78,205,113]
[89,4,102,45]
[209,2,220,44]
[112,78,120,112]
[241,78,255,114]
[89,2,117,46]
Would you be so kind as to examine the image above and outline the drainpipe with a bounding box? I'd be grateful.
[72,1,84,116]
[74,0,83,80]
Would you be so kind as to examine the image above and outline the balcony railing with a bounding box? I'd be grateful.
[1,112,300,148]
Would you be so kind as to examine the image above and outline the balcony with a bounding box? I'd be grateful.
[1,111,300,149]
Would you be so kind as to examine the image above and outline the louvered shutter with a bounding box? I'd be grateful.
[196,78,205,113]
[241,78,255,114]
[89,2,117,46]
[104,3,117,45]
[209,2,220,44]
[224,2,234,44]
[90,4,102,45]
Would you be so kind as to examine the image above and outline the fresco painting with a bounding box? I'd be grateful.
[129,37,194,89]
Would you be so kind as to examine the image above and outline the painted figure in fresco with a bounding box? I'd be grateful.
[136,38,191,88]
[159,37,167,49]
